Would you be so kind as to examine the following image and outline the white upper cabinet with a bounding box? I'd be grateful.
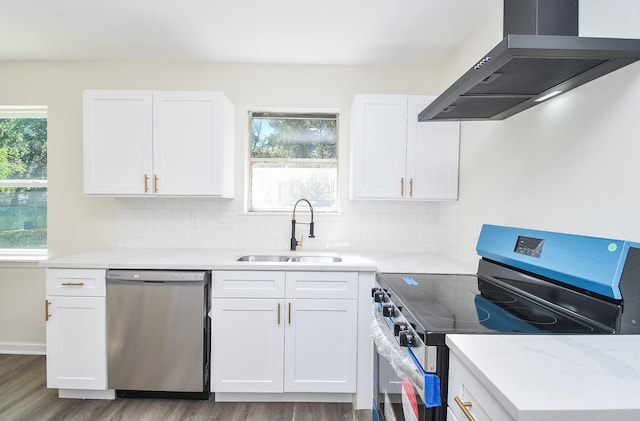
[406,96,460,200]
[83,90,234,197]
[350,94,459,200]
[83,90,153,195]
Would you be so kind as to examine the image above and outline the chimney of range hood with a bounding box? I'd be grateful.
[503,0,578,37]
[418,0,640,122]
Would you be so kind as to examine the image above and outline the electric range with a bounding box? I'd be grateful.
[372,224,640,421]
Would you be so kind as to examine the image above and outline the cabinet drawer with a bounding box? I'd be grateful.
[448,353,513,421]
[212,271,285,298]
[285,271,358,299]
[46,269,106,297]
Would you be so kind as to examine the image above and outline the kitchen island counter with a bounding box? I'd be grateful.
[446,334,640,421]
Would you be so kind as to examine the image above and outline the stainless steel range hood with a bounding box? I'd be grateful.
[419,0,640,122]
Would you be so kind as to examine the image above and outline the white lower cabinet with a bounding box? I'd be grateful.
[283,298,357,393]
[211,270,358,394]
[45,269,108,391]
[448,353,513,421]
[211,297,284,393]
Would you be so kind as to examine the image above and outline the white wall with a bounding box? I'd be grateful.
[0,265,45,354]
[0,60,458,351]
[457,61,640,263]
[452,0,640,264]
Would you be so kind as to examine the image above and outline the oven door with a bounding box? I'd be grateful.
[372,304,441,421]
[374,342,425,421]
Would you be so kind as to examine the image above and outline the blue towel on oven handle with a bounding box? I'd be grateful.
[407,347,441,407]
[423,372,441,407]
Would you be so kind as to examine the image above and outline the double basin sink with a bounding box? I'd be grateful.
[236,254,342,263]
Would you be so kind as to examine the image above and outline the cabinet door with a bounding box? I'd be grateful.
[46,296,107,390]
[211,298,284,393]
[284,299,357,393]
[83,90,153,195]
[447,406,460,421]
[406,96,460,200]
[351,95,408,199]
[153,91,232,196]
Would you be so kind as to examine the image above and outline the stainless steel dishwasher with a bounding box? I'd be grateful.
[106,269,210,399]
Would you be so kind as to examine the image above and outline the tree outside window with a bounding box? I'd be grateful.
[249,112,338,212]
[0,108,48,252]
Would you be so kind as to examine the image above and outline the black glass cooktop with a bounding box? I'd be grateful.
[376,271,608,346]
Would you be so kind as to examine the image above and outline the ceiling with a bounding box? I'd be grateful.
[1,0,499,65]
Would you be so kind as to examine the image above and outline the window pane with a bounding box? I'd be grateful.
[251,162,337,211]
[0,116,47,251]
[0,118,47,180]
[249,112,338,212]
[0,187,47,249]
[251,116,336,159]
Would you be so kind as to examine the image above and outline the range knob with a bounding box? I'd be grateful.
[371,287,387,303]
[398,330,415,347]
[382,304,396,317]
[394,322,408,336]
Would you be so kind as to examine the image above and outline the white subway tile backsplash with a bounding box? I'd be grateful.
[115,198,459,258]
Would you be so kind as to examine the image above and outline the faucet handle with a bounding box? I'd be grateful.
[298,235,304,246]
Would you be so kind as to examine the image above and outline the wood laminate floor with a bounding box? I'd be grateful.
[0,354,372,421]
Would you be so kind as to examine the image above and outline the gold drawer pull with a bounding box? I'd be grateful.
[61,282,85,287]
[454,396,476,421]
[277,303,281,325]
[400,177,404,196]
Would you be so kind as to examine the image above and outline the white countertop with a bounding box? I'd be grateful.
[41,247,477,274]
[446,334,640,421]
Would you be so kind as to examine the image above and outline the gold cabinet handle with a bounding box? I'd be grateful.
[61,282,85,287]
[400,177,404,196]
[154,175,159,193]
[409,178,413,197]
[288,302,292,324]
[45,300,52,321]
[144,174,150,193]
[454,396,476,421]
[277,303,281,325]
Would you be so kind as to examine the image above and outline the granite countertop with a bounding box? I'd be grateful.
[41,247,477,274]
[446,334,640,421]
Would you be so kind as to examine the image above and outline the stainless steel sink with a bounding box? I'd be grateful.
[235,255,291,262]
[236,254,342,263]
[289,255,342,263]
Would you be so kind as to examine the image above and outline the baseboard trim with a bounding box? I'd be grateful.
[59,389,116,400]
[0,341,46,355]
[214,392,353,403]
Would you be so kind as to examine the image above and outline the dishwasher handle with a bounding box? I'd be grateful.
[106,269,209,283]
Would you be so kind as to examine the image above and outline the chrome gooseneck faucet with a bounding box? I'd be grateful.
[290,198,315,251]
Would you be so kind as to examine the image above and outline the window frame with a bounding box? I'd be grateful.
[0,106,48,260]
[247,110,340,213]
